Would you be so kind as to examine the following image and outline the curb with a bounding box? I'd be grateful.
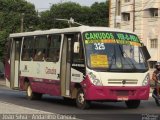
[0,79,5,86]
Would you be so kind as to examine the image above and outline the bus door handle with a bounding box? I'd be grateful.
[57,74,60,79]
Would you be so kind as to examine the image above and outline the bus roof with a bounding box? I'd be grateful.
[9,26,135,38]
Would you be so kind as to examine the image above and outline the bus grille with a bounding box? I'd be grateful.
[108,79,138,85]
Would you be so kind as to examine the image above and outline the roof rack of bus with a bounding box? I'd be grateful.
[55,18,85,27]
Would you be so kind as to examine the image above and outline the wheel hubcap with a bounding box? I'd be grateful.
[27,86,32,97]
[78,93,84,104]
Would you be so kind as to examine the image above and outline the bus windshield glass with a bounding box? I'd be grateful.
[83,31,148,72]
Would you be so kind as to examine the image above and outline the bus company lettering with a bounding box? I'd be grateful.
[45,67,56,75]
[21,65,29,72]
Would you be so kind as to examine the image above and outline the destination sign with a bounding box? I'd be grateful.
[84,32,141,46]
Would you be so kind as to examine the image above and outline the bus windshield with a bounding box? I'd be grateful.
[83,31,148,72]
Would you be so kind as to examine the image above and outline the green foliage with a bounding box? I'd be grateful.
[0,0,109,61]
[39,1,109,29]
[90,1,109,26]
[0,31,7,61]
[0,0,39,33]
[0,0,39,61]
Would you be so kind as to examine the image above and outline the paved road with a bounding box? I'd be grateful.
[0,80,159,120]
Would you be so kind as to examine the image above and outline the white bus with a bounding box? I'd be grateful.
[5,26,151,109]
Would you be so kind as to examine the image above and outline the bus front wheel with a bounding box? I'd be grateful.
[26,84,42,100]
[155,99,160,106]
[125,100,140,109]
[76,89,90,109]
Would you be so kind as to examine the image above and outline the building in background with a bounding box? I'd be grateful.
[109,0,160,71]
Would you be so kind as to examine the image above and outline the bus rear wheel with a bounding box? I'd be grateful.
[26,84,42,100]
[125,100,140,109]
[76,89,90,109]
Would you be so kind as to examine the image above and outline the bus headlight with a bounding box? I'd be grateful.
[88,72,102,86]
[142,73,150,86]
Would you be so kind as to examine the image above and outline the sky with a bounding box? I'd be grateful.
[26,0,106,11]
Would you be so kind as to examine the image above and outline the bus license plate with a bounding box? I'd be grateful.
[117,96,128,101]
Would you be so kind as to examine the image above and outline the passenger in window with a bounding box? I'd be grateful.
[46,50,52,61]
[34,50,44,61]
[22,45,30,60]
[23,51,30,60]
[49,49,59,62]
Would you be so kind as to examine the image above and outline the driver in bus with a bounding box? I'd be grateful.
[152,62,160,95]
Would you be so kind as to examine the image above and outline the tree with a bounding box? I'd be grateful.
[0,0,39,32]
[0,0,109,61]
[39,1,109,29]
[90,1,109,26]
[0,0,39,61]
[0,31,7,61]
[39,2,84,29]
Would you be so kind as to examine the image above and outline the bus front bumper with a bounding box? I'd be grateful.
[82,79,150,101]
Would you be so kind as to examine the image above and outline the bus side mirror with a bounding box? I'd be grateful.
[74,42,80,53]
[141,46,151,60]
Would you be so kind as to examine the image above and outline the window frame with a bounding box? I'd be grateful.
[150,39,158,48]
[72,33,85,64]
[33,35,48,61]
[45,34,62,62]
[149,8,158,18]
[122,12,130,21]
[124,0,130,3]
[148,61,157,69]
[21,36,35,61]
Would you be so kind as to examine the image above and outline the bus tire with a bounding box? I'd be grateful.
[155,99,160,106]
[76,89,90,109]
[125,100,140,109]
[26,84,42,100]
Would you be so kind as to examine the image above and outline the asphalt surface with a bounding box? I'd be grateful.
[0,79,159,120]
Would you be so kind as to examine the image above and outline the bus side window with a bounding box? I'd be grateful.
[46,35,61,62]
[33,36,47,61]
[22,37,34,61]
[22,44,29,60]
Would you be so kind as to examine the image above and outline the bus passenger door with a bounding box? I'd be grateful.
[60,34,73,97]
[10,38,22,89]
